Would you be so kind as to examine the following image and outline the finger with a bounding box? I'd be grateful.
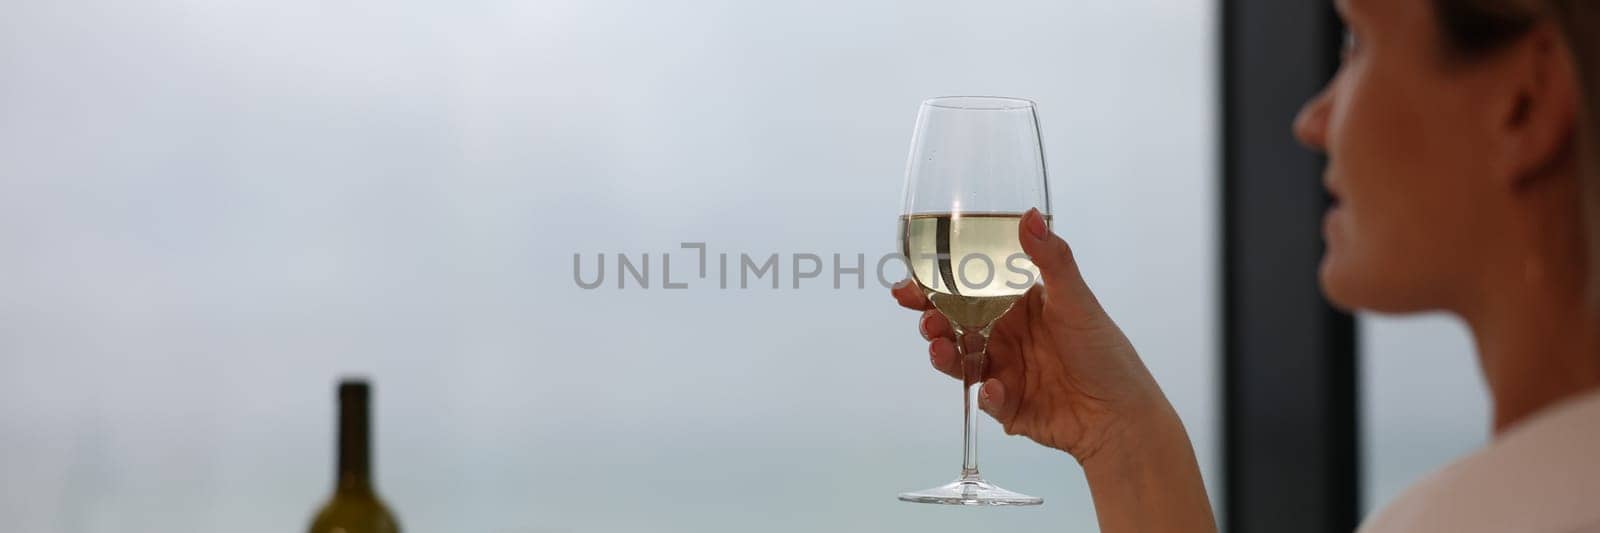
[979,378,1015,427]
[919,310,955,341]
[891,279,933,311]
[928,337,961,380]
[1018,208,1102,311]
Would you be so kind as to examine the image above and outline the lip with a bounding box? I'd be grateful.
[1323,203,1341,239]
[1322,178,1343,238]
[1323,177,1343,205]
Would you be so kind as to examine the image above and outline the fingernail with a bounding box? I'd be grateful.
[1025,208,1048,240]
[893,278,911,290]
[980,386,994,409]
[919,314,931,340]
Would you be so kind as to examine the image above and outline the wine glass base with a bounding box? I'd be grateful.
[898,478,1043,506]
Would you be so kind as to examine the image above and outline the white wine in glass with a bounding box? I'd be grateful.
[900,212,1041,330]
[897,96,1049,507]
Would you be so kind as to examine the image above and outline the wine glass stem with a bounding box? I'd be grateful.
[956,330,988,480]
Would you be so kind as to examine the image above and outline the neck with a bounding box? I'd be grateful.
[1460,175,1600,434]
[336,388,373,493]
[337,467,371,492]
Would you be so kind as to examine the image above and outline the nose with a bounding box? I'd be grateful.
[1293,85,1332,152]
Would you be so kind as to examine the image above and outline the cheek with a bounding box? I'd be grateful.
[1318,66,1485,310]
[1326,72,1421,251]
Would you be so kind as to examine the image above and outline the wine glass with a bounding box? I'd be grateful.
[897,96,1049,506]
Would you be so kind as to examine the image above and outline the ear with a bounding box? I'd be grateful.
[1497,23,1580,189]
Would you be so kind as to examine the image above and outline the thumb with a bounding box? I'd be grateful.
[1018,208,1101,311]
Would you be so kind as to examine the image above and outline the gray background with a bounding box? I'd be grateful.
[0,0,1484,531]
[1362,314,1486,513]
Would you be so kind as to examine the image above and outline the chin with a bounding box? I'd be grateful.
[1317,254,1362,312]
[1318,252,1435,314]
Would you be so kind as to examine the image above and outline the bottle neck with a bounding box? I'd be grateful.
[336,388,373,493]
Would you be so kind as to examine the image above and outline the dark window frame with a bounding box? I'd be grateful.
[1220,1,1360,531]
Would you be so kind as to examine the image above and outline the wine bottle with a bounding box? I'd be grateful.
[308,380,401,533]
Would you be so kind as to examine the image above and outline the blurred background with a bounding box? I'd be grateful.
[0,0,1483,531]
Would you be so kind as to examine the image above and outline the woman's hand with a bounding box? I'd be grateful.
[892,208,1216,532]
[892,208,1171,462]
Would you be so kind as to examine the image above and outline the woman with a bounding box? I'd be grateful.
[892,0,1600,531]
